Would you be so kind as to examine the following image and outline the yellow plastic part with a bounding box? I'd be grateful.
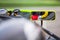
[41,11,48,18]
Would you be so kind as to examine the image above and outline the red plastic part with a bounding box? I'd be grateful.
[32,15,38,20]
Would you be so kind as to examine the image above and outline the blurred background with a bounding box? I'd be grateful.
[0,0,60,7]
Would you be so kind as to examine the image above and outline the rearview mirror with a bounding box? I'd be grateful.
[31,11,55,20]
